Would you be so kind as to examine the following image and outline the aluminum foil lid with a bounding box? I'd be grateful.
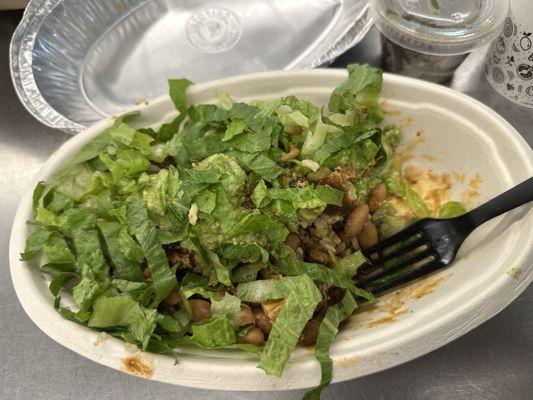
[10,0,372,133]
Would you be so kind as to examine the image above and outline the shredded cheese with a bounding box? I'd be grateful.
[188,203,199,225]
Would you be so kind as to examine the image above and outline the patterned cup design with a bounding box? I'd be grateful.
[485,9,533,108]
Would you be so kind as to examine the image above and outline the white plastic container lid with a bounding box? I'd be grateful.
[369,0,509,56]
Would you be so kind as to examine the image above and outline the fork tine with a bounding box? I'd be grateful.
[363,222,423,257]
[355,248,434,286]
[365,237,428,267]
[363,259,446,295]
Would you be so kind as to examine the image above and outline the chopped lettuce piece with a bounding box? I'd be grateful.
[257,274,322,376]
[303,292,358,399]
[206,249,232,287]
[55,111,140,177]
[98,221,145,282]
[252,182,343,209]
[100,149,151,183]
[49,272,78,297]
[112,279,150,300]
[231,262,265,283]
[20,227,51,261]
[110,123,154,155]
[32,181,46,210]
[55,163,97,201]
[385,170,430,218]
[217,243,269,264]
[328,63,383,123]
[333,250,367,278]
[43,232,73,264]
[217,90,234,110]
[371,202,409,238]
[157,79,192,141]
[117,227,145,263]
[126,201,177,306]
[190,315,236,348]
[210,292,241,316]
[312,125,380,164]
[438,201,466,218]
[71,229,110,311]
[88,295,158,349]
[230,151,283,181]
[40,263,74,279]
[229,212,289,247]
[276,248,374,302]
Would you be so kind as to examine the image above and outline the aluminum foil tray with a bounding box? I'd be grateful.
[10,0,372,134]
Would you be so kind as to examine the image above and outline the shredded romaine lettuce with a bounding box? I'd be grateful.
[126,201,177,306]
[303,292,358,399]
[21,64,458,397]
[438,201,466,218]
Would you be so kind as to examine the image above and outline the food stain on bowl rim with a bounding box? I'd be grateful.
[335,355,362,369]
[349,273,452,329]
[122,354,154,378]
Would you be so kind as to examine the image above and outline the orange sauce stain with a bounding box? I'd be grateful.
[114,2,125,11]
[422,154,442,162]
[379,99,403,116]
[410,275,447,300]
[335,356,362,368]
[367,309,409,328]
[401,166,452,215]
[351,274,450,329]
[122,355,154,378]
[462,173,482,204]
[396,134,426,162]
[452,172,466,184]
[400,117,413,128]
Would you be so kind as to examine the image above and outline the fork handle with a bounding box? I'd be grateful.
[462,177,533,229]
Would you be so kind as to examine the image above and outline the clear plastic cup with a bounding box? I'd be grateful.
[370,0,509,82]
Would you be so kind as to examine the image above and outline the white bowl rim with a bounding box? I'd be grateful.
[9,69,533,391]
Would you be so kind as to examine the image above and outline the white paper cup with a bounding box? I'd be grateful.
[485,0,533,108]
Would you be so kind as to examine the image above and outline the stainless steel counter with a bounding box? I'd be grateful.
[1,10,531,400]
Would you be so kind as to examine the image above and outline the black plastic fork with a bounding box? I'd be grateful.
[356,177,533,295]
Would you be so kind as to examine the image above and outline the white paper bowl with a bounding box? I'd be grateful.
[9,70,533,391]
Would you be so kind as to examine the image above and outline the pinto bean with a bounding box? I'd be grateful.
[143,266,151,279]
[253,307,272,334]
[368,183,387,212]
[285,233,301,250]
[299,319,321,346]
[343,204,369,239]
[308,248,330,264]
[357,221,379,249]
[189,299,212,322]
[320,171,343,189]
[162,289,180,307]
[237,327,265,345]
[342,181,357,211]
[233,305,255,326]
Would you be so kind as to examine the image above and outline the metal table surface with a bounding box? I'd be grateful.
[1,10,532,400]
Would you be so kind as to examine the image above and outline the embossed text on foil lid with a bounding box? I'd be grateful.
[186,8,241,54]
